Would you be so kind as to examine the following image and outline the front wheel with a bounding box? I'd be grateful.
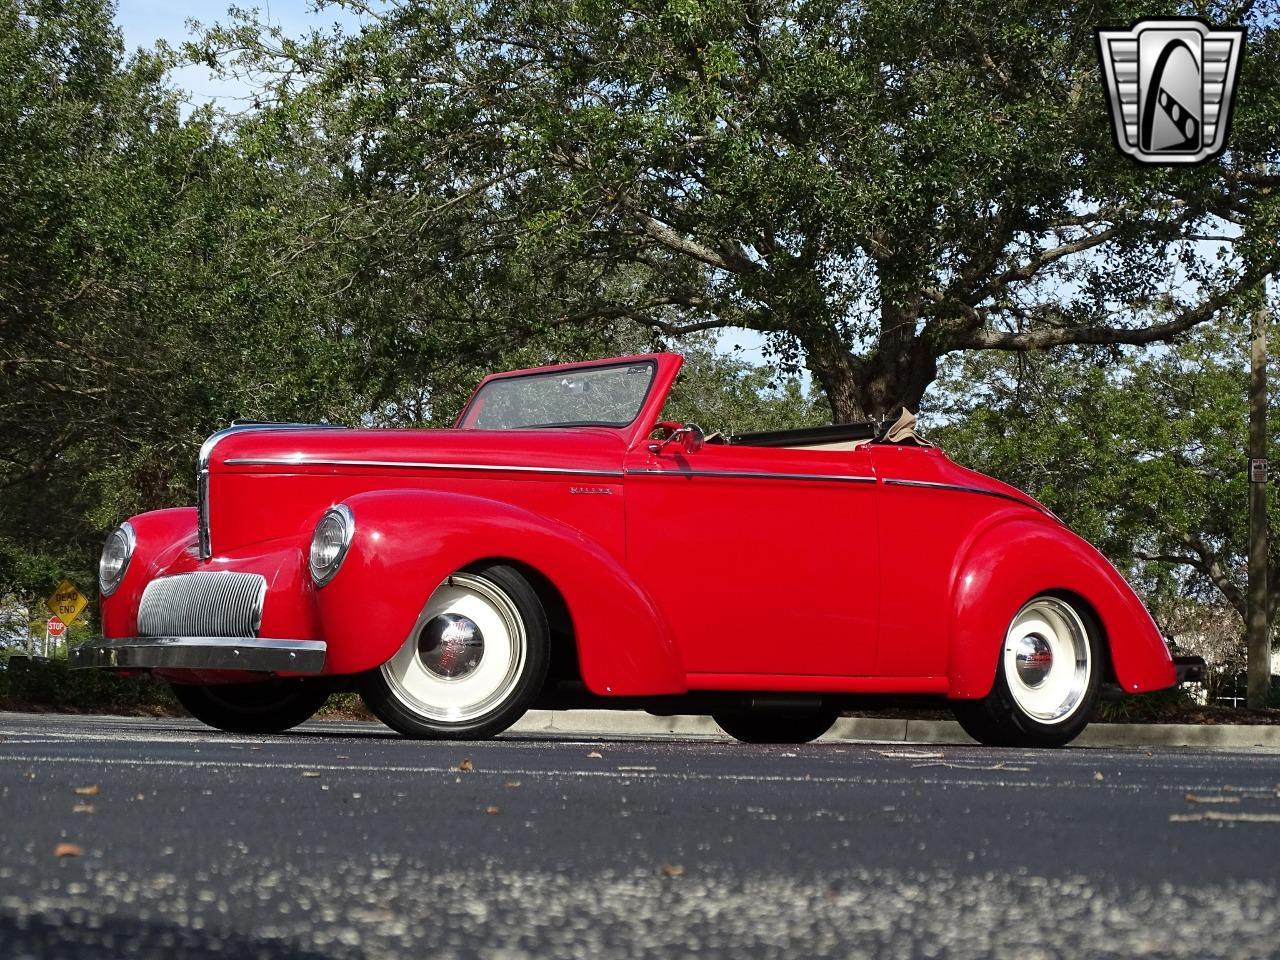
[952,595,1101,748]
[361,565,550,740]
[713,708,839,744]
[170,679,331,734]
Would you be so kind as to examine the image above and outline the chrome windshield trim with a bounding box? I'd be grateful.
[69,637,327,674]
[198,422,344,559]
[625,468,876,484]
[225,457,625,478]
[883,478,1041,509]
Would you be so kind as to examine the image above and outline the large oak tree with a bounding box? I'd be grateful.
[200,0,1280,420]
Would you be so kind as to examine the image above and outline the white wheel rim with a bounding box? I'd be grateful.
[381,573,527,724]
[1002,597,1092,724]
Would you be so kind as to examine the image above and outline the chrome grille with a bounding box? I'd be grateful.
[138,573,266,638]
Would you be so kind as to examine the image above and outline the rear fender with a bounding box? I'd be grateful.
[949,517,1175,698]
[316,489,684,694]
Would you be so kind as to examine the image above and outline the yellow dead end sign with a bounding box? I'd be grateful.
[47,579,89,626]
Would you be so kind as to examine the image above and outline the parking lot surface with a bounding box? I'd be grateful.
[1,712,1278,959]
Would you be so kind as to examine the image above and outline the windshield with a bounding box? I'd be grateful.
[461,361,656,430]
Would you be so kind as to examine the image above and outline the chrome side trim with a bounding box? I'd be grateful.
[625,468,877,484]
[199,422,344,559]
[883,478,1041,509]
[225,457,625,478]
[69,637,327,674]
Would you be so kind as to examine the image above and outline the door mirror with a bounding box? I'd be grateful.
[681,423,705,454]
[646,423,705,456]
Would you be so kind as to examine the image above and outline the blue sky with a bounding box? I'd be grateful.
[114,1,364,110]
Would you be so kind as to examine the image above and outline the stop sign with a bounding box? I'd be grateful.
[47,616,67,639]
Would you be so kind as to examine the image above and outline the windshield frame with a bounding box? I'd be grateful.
[457,359,660,431]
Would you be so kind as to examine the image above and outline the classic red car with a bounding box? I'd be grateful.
[76,353,1194,747]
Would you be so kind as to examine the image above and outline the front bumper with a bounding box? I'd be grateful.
[70,637,327,674]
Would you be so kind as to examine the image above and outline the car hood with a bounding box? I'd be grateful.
[211,425,628,476]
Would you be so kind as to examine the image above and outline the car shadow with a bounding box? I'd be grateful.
[0,908,367,959]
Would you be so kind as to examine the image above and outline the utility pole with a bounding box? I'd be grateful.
[1246,304,1271,709]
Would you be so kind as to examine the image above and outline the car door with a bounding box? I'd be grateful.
[622,439,879,680]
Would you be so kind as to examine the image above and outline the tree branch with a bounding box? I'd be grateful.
[950,263,1274,353]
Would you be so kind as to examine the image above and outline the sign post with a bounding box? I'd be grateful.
[46,616,68,655]
[1246,306,1271,709]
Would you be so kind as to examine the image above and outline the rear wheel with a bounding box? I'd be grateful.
[952,595,1101,748]
[713,707,839,744]
[170,679,330,734]
[361,565,550,740]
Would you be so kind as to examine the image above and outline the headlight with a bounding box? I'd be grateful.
[309,505,354,587]
[98,522,136,596]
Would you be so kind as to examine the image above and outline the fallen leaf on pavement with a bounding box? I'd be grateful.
[1185,793,1241,805]
[54,843,83,858]
[73,785,99,796]
[72,804,95,814]
[661,863,684,878]
[485,806,500,815]
[458,758,474,772]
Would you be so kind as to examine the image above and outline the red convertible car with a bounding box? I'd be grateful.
[75,353,1195,747]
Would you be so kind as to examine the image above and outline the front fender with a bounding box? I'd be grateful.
[101,507,199,638]
[316,489,685,694]
[949,517,1175,698]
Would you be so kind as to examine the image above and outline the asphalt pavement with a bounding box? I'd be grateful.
[2,711,1279,959]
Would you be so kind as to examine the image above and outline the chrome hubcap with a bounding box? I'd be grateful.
[418,614,484,680]
[1002,597,1091,724]
[1014,633,1053,687]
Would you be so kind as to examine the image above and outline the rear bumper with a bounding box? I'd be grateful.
[1173,655,1208,684]
[70,637,327,674]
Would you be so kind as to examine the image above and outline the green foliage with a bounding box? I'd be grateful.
[192,0,1279,419]
[662,337,828,434]
[0,0,366,614]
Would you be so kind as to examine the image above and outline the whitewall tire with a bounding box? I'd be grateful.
[361,565,550,740]
[952,594,1102,748]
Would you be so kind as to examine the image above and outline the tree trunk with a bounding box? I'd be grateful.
[854,349,938,423]
[798,329,865,423]
[800,307,940,424]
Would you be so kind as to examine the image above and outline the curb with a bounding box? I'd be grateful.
[509,710,1280,749]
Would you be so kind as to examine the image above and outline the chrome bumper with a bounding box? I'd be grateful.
[70,637,326,674]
